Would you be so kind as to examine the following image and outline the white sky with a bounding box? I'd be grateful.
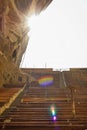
[20,0,87,69]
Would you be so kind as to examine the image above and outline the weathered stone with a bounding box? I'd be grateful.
[0,0,53,87]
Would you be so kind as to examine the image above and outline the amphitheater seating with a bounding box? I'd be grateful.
[0,85,87,129]
[0,70,87,130]
[0,86,25,115]
[63,70,87,87]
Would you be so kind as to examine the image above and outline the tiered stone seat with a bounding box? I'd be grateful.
[64,70,87,88]
[0,86,74,128]
[0,86,25,115]
[0,70,87,130]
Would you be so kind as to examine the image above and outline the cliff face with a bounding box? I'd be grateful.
[0,0,53,87]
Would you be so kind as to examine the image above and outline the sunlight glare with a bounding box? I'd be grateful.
[20,0,87,69]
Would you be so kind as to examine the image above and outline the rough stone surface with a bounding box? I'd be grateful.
[0,0,52,87]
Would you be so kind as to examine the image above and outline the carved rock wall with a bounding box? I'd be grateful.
[0,0,52,87]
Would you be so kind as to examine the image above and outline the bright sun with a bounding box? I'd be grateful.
[20,0,87,69]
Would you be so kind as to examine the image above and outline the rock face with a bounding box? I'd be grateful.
[0,0,53,87]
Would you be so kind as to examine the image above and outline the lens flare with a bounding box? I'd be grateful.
[52,110,56,116]
[51,106,56,116]
[53,116,57,121]
[38,75,53,87]
[50,105,57,121]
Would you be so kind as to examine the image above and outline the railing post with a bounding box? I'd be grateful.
[70,87,76,118]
